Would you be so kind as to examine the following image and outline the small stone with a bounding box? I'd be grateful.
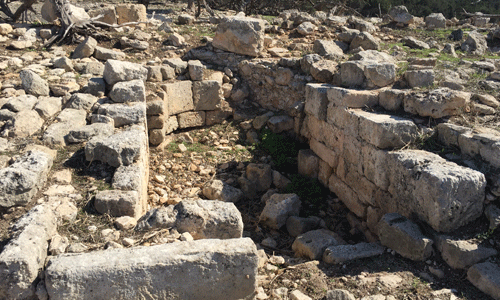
[115,216,137,230]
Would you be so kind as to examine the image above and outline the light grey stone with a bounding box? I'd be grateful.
[103,59,148,86]
[296,22,317,36]
[192,80,222,110]
[350,50,395,64]
[136,200,243,240]
[202,179,243,202]
[379,89,406,111]
[85,129,146,167]
[83,61,104,76]
[45,238,258,300]
[485,205,500,230]
[20,69,49,96]
[404,88,470,118]
[163,58,188,75]
[177,111,205,128]
[405,69,435,88]
[34,96,63,119]
[0,151,53,208]
[119,37,149,50]
[436,236,498,269]
[3,110,44,138]
[97,103,146,127]
[94,46,126,61]
[112,164,142,191]
[109,79,146,103]
[94,190,142,218]
[425,13,446,29]
[188,60,205,81]
[260,193,301,229]
[3,94,38,112]
[52,57,73,72]
[350,32,379,51]
[388,6,413,24]
[292,229,345,260]
[0,204,57,300]
[310,60,337,83]
[67,93,98,110]
[313,39,344,60]
[73,36,97,59]
[267,115,294,133]
[212,16,266,57]
[461,31,488,55]
[364,63,396,87]
[326,289,356,300]
[386,150,486,232]
[162,81,193,115]
[378,213,433,261]
[300,54,323,74]
[304,83,333,121]
[66,123,114,144]
[340,61,366,87]
[402,37,429,50]
[323,243,384,264]
[85,77,106,96]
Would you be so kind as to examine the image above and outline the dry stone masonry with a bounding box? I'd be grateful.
[0,2,500,300]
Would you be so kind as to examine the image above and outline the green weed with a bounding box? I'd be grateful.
[284,174,328,217]
[259,128,300,173]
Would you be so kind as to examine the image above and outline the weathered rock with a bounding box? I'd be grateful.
[73,36,97,59]
[267,115,294,133]
[292,229,345,260]
[323,243,384,264]
[85,77,106,96]
[115,4,147,24]
[0,150,53,208]
[94,46,126,61]
[364,63,396,87]
[113,164,142,191]
[425,13,446,29]
[212,16,266,57]
[0,204,57,299]
[103,59,148,86]
[20,69,49,96]
[52,57,73,72]
[296,22,317,35]
[350,50,395,64]
[192,80,222,110]
[485,205,500,230]
[405,69,435,88]
[340,61,366,87]
[300,54,323,74]
[310,60,337,83]
[467,262,500,300]
[3,110,44,138]
[49,235,69,255]
[350,32,379,51]
[119,37,148,50]
[34,96,63,119]
[378,213,433,261]
[45,238,258,300]
[388,6,413,24]
[109,79,146,103]
[188,60,205,81]
[246,163,273,192]
[162,81,193,114]
[97,103,146,127]
[402,37,430,50]
[305,83,333,121]
[313,39,344,60]
[2,94,38,113]
[177,111,205,128]
[67,93,98,110]
[298,149,319,178]
[379,89,406,111]
[386,150,486,232]
[66,123,114,144]
[404,88,470,118]
[461,31,488,55]
[203,180,243,203]
[0,23,13,35]
[326,289,356,300]
[137,200,243,239]
[85,129,146,167]
[95,190,142,218]
[327,87,379,108]
[260,193,301,229]
[436,236,498,269]
[178,13,195,25]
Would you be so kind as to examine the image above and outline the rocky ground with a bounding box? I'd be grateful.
[0,1,500,299]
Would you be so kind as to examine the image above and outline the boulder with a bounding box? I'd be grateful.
[212,16,266,57]
[364,63,396,87]
[402,37,429,50]
[350,32,379,51]
[310,60,337,83]
[4,110,44,138]
[73,36,97,59]
[436,236,498,269]
[94,190,142,218]
[34,96,63,119]
[97,103,146,127]
[404,88,470,118]
[115,4,147,24]
[188,60,205,81]
[467,262,500,300]
[94,46,126,61]
[45,238,258,300]
[162,81,193,114]
[425,13,446,29]
[192,80,222,110]
[388,6,413,24]
[67,93,98,110]
[405,69,435,88]
[313,39,344,60]
[66,123,114,144]
[246,163,273,192]
[296,22,317,36]
[461,31,488,55]
[323,243,384,264]
[292,229,345,260]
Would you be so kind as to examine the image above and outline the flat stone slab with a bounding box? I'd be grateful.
[45,238,258,300]
[323,243,384,264]
[292,229,345,260]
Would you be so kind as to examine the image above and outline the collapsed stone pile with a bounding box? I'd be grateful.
[0,2,499,299]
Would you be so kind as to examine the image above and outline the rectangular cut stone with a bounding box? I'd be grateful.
[305,115,343,151]
[147,114,166,130]
[177,111,206,129]
[94,190,142,218]
[386,150,486,232]
[354,109,419,149]
[361,144,389,190]
[310,139,338,169]
[192,80,223,110]
[304,83,334,121]
[326,105,359,137]
[45,238,258,300]
[318,159,333,187]
[328,174,366,218]
[162,81,193,115]
[0,205,57,299]
[327,87,379,108]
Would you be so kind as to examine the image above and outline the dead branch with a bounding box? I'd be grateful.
[462,8,500,18]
